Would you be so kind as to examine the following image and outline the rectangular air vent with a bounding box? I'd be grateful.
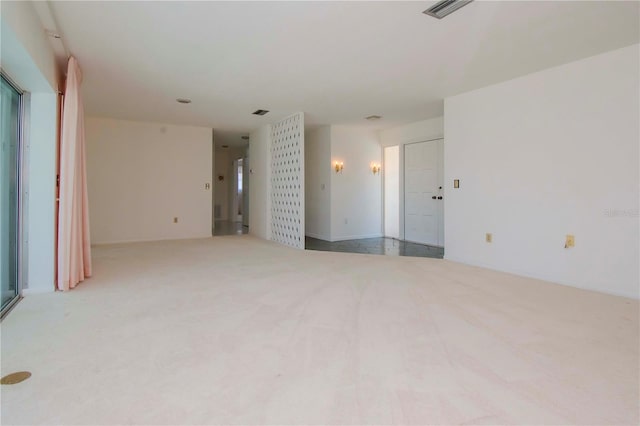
[423,0,474,19]
[252,109,269,115]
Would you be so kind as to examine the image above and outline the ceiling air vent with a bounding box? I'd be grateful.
[423,0,474,19]
[252,109,269,116]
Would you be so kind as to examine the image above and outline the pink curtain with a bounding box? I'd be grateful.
[57,56,92,291]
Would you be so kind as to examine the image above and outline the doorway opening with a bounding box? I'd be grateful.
[383,139,444,254]
[213,138,249,236]
[233,158,243,222]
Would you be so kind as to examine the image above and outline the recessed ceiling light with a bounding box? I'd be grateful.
[241,136,249,140]
[423,0,474,19]
[176,98,191,104]
[252,109,269,116]
[365,115,382,121]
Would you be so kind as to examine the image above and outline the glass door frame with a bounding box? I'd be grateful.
[1,71,25,319]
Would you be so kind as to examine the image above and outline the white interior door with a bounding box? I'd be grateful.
[404,139,444,246]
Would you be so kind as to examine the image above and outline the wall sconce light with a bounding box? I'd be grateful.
[334,161,344,173]
[371,163,381,175]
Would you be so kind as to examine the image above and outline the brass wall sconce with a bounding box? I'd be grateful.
[371,163,381,175]
[334,161,344,173]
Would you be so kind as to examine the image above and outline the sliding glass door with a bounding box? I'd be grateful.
[1,74,22,314]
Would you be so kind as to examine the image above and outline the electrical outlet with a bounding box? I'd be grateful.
[486,233,492,243]
[565,234,575,248]
[173,217,178,223]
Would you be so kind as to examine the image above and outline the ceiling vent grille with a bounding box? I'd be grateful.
[252,109,269,116]
[423,0,474,19]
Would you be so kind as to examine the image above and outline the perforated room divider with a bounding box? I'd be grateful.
[270,112,305,249]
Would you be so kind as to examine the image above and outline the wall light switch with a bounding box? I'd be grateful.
[173,217,178,223]
[454,179,460,188]
[205,183,211,190]
[321,183,325,190]
[486,233,492,243]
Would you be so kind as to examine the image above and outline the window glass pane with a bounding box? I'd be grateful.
[1,75,21,312]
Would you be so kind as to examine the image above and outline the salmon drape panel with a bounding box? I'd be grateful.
[57,56,92,291]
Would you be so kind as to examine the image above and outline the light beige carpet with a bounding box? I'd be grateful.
[1,236,638,425]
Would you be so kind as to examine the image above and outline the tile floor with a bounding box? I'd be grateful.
[213,220,248,236]
[305,236,444,259]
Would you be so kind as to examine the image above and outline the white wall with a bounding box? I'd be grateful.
[214,148,229,220]
[378,117,443,147]
[0,0,59,92]
[383,146,400,239]
[330,126,382,241]
[304,126,331,240]
[86,117,213,244]
[248,125,271,240]
[26,93,58,292]
[1,1,60,293]
[445,44,639,299]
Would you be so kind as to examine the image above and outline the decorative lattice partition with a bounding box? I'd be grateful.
[270,113,304,249]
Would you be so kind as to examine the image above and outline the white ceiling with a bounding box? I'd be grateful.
[48,1,639,134]
[214,130,250,149]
